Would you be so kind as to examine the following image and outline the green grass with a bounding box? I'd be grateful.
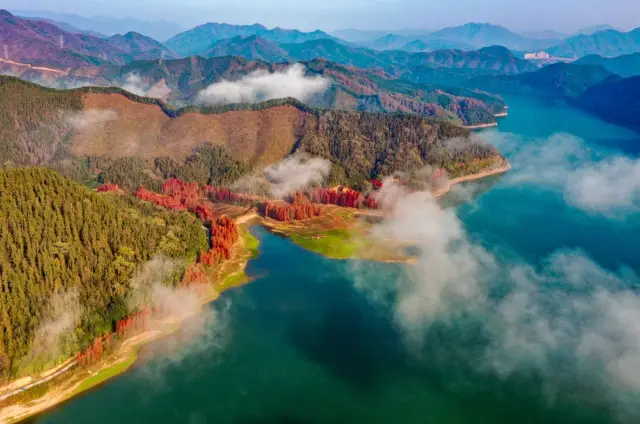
[289,229,359,259]
[72,353,137,395]
[240,226,260,258]
[220,271,250,291]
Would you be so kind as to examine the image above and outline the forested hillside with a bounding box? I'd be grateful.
[0,168,207,380]
[0,76,507,191]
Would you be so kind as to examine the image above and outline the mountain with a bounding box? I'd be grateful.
[365,34,415,51]
[575,25,618,36]
[20,16,106,37]
[520,30,565,40]
[204,36,289,62]
[165,23,338,57]
[304,60,506,126]
[547,28,640,58]
[380,45,538,76]
[472,63,616,99]
[0,10,178,68]
[573,76,640,132]
[11,9,185,40]
[106,31,181,60]
[425,23,549,51]
[575,53,640,77]
[279,39,388,69]
[165,22,268,56]
[330,29,389,43]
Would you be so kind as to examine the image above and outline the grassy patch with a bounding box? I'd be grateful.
[219,271,250,291]
[289,229,360,259]
[72,353,137,395]
[240,226,260,258]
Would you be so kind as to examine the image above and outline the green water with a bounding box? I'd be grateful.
[30,98,640,423]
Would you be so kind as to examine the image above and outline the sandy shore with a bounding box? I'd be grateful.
[433,162,512,198]
[464,122,498,130]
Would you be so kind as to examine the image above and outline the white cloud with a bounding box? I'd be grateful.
[353,180,640,417]
[196,63,329,105]
[482,132,640,215]
[120,74,172,101]
[66,109,117,130]
[263,153,331,198]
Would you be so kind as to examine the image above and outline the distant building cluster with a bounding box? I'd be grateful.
[524,51,551,60]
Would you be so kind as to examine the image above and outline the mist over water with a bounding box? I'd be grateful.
[30,97,640,424]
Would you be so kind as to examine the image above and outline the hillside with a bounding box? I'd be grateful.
[573,76,640,132]
[548,28,640,58]
[106,31,180,60]
[471,63,616,99]
[204,36,290,63]
[0,76,505,188]
[0,167,207,380]
[575,53,640,77]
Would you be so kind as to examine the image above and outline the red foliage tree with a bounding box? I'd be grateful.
[97,183,121,193]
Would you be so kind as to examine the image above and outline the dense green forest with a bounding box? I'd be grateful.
[0,168,207,381]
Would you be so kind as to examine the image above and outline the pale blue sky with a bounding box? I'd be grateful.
[7,0,640,32]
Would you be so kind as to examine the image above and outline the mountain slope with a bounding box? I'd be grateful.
[0,166,207,380]
[575,53,640,77]
[204,36,290,62]
[573,76,640,132]
[425,23,548,51]
[471,63,616,99]
[548,28,640,58]
[106,31,181,60]
[0,10,178,68]
[19,15,106,37]
[0,75,505,185]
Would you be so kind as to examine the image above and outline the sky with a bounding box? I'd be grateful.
[7,0,640,33]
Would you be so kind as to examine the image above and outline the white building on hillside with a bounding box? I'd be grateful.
[524,51,551,60]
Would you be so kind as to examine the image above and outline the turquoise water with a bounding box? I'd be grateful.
[30,98,640,423]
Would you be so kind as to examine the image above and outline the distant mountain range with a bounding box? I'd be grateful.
[169,36,537,76]
[44,56,506,126]
[0,10,179,68]
[547,28,640,58]
[575,53,640,77]
[165,22,340,57]
[11,9,185,40]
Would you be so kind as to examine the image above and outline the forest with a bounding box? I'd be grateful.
[0,168,208,381]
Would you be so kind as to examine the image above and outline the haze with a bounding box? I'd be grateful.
[9,0,640,33]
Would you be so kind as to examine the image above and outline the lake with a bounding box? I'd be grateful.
[30,98,640,424]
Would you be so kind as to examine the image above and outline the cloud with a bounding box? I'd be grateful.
[353,180,640,419]
[66,109,117,130]
[263,153,331,198]
[195,63,329,105]
[21,290,84,368]
[125,256,231,380]
[482,132,640,215]
[120,74,172,101]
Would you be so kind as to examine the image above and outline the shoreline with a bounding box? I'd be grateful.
[0,227,256,424]
[464,122,498,130]
[433,162,512,198]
